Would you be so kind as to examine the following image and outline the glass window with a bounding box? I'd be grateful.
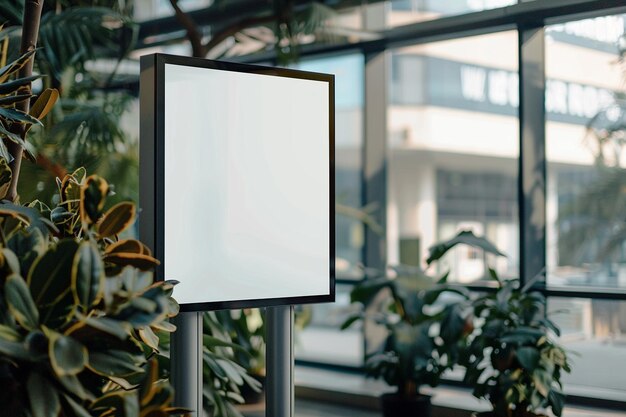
[295,284,363,366]
[387,0,517,28]
[295,54,365,279]
[387,31,520,284]
[549,298,626,401]
[545,13,626,289]
[293,54,364,367]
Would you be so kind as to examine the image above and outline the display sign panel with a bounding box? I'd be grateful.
[140,54,335,311]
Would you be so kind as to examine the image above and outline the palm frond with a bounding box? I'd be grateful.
[37,7,137,84]
[46,94,131,163]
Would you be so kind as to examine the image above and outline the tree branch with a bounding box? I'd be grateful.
[6,0,44,202]
[36,153,67,180]
[168,0,207,58]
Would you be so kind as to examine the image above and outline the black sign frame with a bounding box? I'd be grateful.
[140,53,335,312]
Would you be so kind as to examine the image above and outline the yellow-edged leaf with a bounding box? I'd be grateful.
[0,157,11,200]
[97,202,136,237]
[104,252,160,271]
[80,175,109,225]
[5,273,39,330]
[29,88,59,120]
[105,239,148,255]
[45,328,88,377]
[71,240,105,309]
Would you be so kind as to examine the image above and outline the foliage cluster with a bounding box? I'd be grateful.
[342,250,471,398]
[345,231,572,417]
[0,166,184,417]
[0,39,187,417]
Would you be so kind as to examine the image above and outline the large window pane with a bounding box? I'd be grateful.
[387,31,519,284]
[546,14,626,289]
[549,298,626,401]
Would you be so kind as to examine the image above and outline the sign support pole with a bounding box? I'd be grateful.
[171,311,204,416]
[266,305,294,417]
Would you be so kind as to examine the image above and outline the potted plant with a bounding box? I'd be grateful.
[342,263,470,417]
[427,231,572,417]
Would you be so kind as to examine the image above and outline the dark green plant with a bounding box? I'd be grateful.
[202,312,262,417]
[213,309,266,378]
[0,47,185,416]
[0,167,185,417]
[342,261,470,400]
[428,231,572,417]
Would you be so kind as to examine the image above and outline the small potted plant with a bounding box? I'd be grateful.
[342,264,470,417]
[427,231,572,417]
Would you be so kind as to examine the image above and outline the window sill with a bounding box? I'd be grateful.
[293,366,626,417]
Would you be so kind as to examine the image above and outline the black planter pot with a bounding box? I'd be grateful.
[471,412,547,417]
[380,393,431,417]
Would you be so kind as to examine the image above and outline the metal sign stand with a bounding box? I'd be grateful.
[171,312,204,416]
[170,307,294,417]
[266,305,294,417]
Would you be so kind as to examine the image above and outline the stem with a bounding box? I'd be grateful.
[36,153,67,180]
[5,0,44,202]
[168,0,206,58]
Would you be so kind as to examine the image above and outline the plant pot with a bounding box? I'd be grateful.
[240,374,265,404]
[471,412,547,417]
[380,393,431,417]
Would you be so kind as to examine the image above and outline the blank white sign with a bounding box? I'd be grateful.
[163,63,331,306]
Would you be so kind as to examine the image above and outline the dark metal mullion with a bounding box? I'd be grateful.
[360,4,388,367]
[518,26,546,289]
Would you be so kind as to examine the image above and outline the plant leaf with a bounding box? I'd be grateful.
[105,238,151,256]
[47,329,88,376]
[72,240,105,309]
[0,74,40,95]
[0,338,30,360]
[97,201,136,237]
[29,88,59,120]
[5,273,39,330]
[0,106,42,126]
[0,93,32,106]
[426,230,505,265]
[62,393,93,417]
[28,239,79,307]
[516,346,540,371]
[104,252,160,271]
[27,372,60,417]
[88,350,145,378]
[0,48,36,83]
[80,175,108,225]
[139,326,160,352]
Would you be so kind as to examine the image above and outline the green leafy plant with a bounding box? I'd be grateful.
[202,312,262,417]
[213,309,266,379]
[0,167,185,417]
[428,231,572,417]
[0,46,186,416]
[342,262,470,404]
